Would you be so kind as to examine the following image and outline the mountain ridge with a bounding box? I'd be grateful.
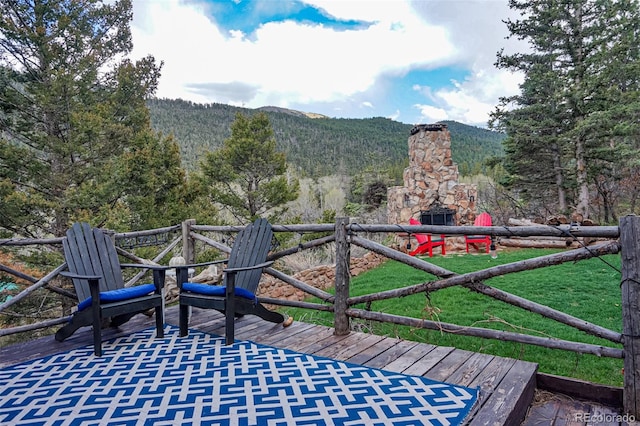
[147,98,505,178]
[257,105,329,119]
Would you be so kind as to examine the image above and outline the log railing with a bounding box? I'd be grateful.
[0,215,638,416]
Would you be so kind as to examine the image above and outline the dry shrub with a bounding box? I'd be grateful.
[0,251,44,285]
[281,244,336,274]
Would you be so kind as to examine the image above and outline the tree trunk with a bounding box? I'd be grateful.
[551,141,567,213]
[575,134,590,219]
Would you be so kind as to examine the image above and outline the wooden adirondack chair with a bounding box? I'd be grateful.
[55,222,164,356]
[177,218,286,345]
[465,212,493,253]
[408,217,446,257]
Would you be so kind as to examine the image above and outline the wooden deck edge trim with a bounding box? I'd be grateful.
[536,372,623,408]
[505,370,537,426]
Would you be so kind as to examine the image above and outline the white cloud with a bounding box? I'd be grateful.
[387,109,401,121]
[414,104,448,123]
[131,0,454,103]
[429,67,523,126]
[130,0,524,126]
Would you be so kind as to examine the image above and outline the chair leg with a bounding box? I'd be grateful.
[225,308,235,345]
[55,313,85,342]
[225,275,237,345]
[92,307,102,357]
[253,303,285,323]
[179,303,189,337]
[155,305,164,338]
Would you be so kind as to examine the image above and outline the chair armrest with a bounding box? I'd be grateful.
[224,260,274,274]
[60,271,102,308]
[60,271,102,281]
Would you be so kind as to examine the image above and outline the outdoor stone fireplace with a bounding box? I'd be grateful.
[387,123,477,249]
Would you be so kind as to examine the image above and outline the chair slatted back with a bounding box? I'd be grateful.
[474,212,492,227]
[226,218,272,294]
[63,222,125,302]
[409,218,428,244]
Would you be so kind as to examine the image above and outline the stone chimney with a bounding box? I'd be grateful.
[387,124,477,228]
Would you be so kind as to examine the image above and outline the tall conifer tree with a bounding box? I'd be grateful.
[198,112,299,222]
[0,0,186,237]
[491,0,640,220]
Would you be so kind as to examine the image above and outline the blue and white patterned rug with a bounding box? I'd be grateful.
[0,326,477,425]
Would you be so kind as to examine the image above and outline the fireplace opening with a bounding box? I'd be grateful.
[420,206,456,226]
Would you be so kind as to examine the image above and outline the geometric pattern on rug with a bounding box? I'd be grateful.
[0,325,478,426]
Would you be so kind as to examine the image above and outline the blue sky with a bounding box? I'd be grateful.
[131,0,525,127]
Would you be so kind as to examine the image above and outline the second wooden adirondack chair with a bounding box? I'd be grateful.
[177,218,287,345]
[56,222,165,356]
[465,212,493,253]
[408,217,446,257]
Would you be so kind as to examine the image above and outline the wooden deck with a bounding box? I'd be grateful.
[0,305,628,425]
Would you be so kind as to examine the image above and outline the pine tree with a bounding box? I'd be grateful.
[198,112,299,222]
[492,0,640,220]
[0,0,186,236]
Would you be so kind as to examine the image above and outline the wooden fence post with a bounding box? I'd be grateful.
[182,219,196,264]
[621,215,640,417]
[334,217,350,336]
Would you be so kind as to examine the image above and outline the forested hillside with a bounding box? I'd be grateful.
[147,98,504,178]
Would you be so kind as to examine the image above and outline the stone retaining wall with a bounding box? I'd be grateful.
[257,251,387,302]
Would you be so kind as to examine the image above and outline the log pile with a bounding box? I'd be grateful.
[499,216,599,249]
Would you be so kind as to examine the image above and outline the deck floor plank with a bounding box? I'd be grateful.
[362,339,422,369]
[402,345,456,376]
[298,333,354,355]
[343,336,398,365]
[272,325,336,351]
[257,322,323,346]
[424,348,476,382]
[384,342,437,373]
[446,352,496,388]
[324,333,388,362]
[469,358,538,426]
[465,356,519,418]
[314,331,384,360]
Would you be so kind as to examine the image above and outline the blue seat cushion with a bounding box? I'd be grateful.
[77,283,157,311]
[182,283,257,302]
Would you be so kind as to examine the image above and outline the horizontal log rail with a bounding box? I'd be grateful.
[0,216,637,416]
[346,308,624,358]
[349,223,621,238]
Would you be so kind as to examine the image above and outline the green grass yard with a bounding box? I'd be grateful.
[284,248,624,386]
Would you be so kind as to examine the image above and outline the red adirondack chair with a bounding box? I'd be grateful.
[408,217,446,257]
[465,212,492,253]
